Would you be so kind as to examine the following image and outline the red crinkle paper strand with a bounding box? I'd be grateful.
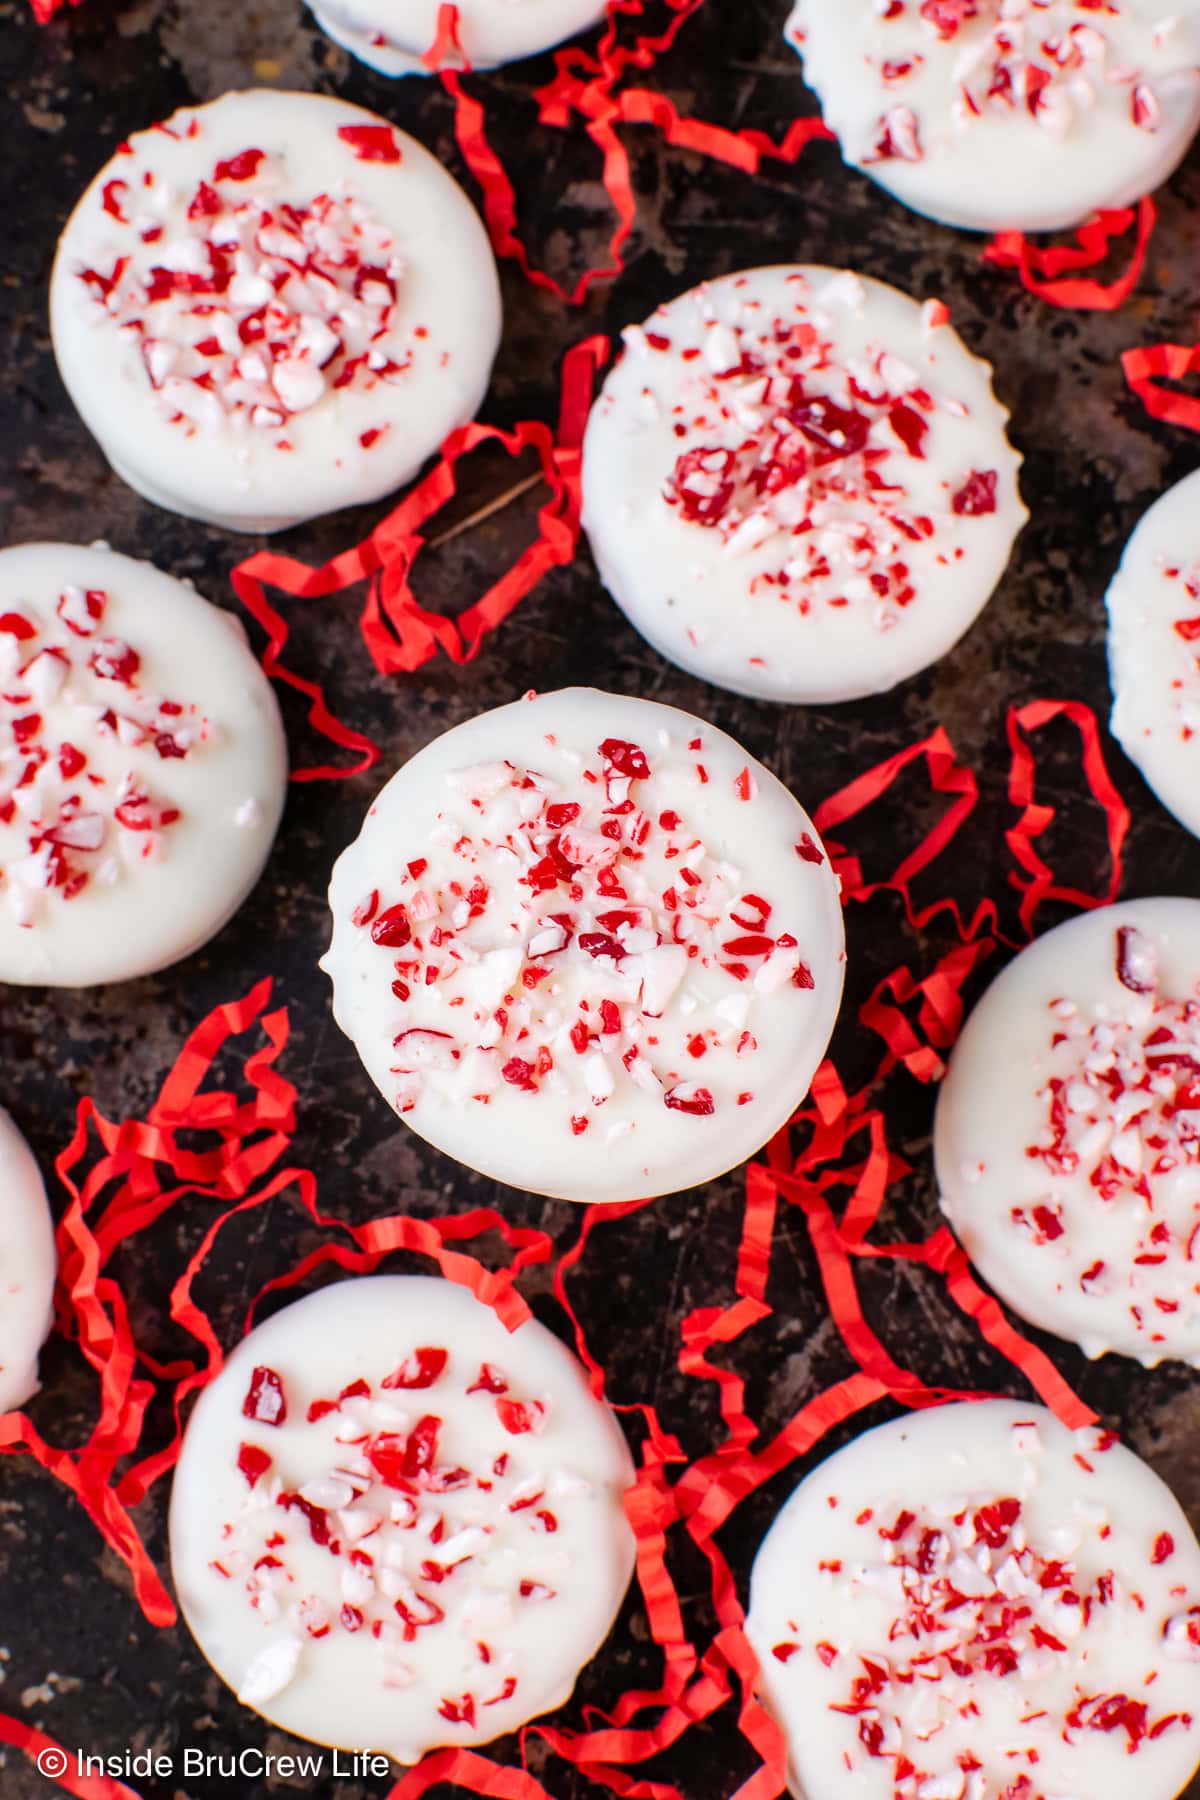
[983,197,1157,310]
[229,335,607,780]
[3,702,1130,1800]
[1123,336,1200,433]
[428,3,830,304]
[652,701,1125,1796]
[0,1714,140,1800]
[29,0,84,18]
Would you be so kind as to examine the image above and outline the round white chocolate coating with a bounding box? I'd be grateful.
[50,91,501,534]
[748,1399,1200,1800]
[321,687,846,1203]
[581,267,1025,706]
[0,1110,55,1414]
[0,543,287,987]
[169,1275,636,1762]
[1107,469,1200,841]
[935,898,1200,1367]
[786,0,1200,234]
[312,0,608,73]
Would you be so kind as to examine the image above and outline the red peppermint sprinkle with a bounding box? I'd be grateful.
[598,738,651,780]
[382,1347,448,1390]
[213,147,266,182]
[1116,923,1157,994]
[664,1084,715,1117]
[371,904,412,948]
[89,639,140,684]
[467,1364,508,1395]
[952,470,998,517]
[242,1365,287,1427]
[338,123,403,164]
[496,1399,547,1436]
[236,1443,272,1488]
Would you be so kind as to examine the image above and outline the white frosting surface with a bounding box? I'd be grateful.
[0,1110,55,1414]
[581,267,1025,706]
[50,91,501,533]
[169,1275,636,1762]
[935,898,1200,1368]
[1107,468,1200,841]
[786,0,1200,233]
[312,0,607,73]
[321,688,845,1203]
[747,1399,1200,1800]
[0,543,286,987]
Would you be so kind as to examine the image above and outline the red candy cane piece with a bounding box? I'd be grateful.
[382,1347,449,1389]
[337,123,403,163]
[242,1364,287,1426]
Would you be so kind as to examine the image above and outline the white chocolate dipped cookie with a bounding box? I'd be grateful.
[0,1110,56,1414]
[581,267,1025,706]
[935,899,1200,1368]
[312,0,608,75]
[321,689,845,1203]
[0,543,287,987]
[1107,469,1200,841]
[50,91,501,533]
[786,1,1200,234]
[169,1275,636,1762]
[747,1399,1200,1800]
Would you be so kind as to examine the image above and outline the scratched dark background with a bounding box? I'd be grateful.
[3,0,1200,1795]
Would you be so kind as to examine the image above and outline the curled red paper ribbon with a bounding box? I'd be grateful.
[1123,337,1200,433]
[434,0,830,302]
[434,0,699,303]
[814,723,998,942]
[390,1751,559,1799]
[520,1205,724,1793]
[0,1713,141,1799]
[983,197,1157,311]
[29,0,84,18]
[596,87,833,176]
[1005,698,1129,935]
[230,335,607,779]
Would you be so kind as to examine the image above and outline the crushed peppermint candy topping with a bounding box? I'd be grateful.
[786,1420,1199,1799]
[353,736,818,1130]
[0,588,206,927]
[1013,926,1200,1349]
[631,272,996,637]
[75,144,408,438]
[863,1,1173,160]
[219,1353,582,1711]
